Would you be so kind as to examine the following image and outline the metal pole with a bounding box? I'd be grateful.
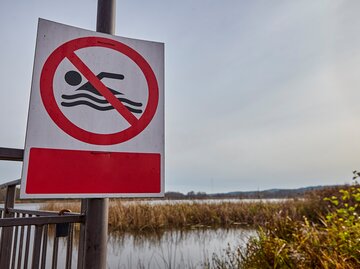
[83,1,115,268]
[96,0,116,34]
[83,199,108,269]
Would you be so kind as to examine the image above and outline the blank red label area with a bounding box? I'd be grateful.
[26,148,161,194]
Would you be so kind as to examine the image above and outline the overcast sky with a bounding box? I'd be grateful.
[1,0,360,193]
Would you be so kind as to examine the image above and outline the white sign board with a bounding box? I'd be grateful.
[20,19,164,198]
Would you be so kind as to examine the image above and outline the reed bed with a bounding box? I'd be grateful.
[41,196,326,233]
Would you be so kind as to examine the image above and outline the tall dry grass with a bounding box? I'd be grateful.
[41,192,329,233]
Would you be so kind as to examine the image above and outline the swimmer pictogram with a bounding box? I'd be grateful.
[61,70,143,113]
[39,36,159,145]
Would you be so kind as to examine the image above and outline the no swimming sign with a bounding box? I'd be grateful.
[20,19,164,198]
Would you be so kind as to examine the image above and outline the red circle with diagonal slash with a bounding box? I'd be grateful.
[40,37,159,145]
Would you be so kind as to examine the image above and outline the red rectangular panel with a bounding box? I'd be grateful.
[26,148,161,194]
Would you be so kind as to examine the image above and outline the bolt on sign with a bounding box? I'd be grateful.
[20,19,164,198]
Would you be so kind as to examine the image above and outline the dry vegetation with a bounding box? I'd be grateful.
[41,188,335,233]
[208,184,360,269]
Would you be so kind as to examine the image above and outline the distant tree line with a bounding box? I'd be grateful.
[164,185,340,200]
[0,185,341,202]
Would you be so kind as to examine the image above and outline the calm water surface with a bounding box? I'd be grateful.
[44,227,255,269]
[107,228,255,269]
[9,203,257,268]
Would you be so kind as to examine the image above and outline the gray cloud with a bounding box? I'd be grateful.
[1,0,360,193]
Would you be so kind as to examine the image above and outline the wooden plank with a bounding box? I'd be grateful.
[0,185,16,269]
[31,225,43,269]
[0,147,24,161]
[7,208,82,217]
[0,215,84,227]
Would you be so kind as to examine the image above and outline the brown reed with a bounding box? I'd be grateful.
[40,196,325,233]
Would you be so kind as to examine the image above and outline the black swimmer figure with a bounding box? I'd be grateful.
[61,70,143,113]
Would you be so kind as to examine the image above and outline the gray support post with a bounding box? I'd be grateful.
[0,184,16,269]
[83,1,115,268]
[83,199,109,269]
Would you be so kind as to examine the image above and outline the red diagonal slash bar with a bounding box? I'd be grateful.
[67,51,138,126]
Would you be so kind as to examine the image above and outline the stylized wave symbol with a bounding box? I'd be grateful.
[62,93,142,107]
[61,100,142,113]
[61,91,143,113]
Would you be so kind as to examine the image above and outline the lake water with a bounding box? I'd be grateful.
[48,227,255,269]
[107,228,255,269]
[6,202,257,268]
